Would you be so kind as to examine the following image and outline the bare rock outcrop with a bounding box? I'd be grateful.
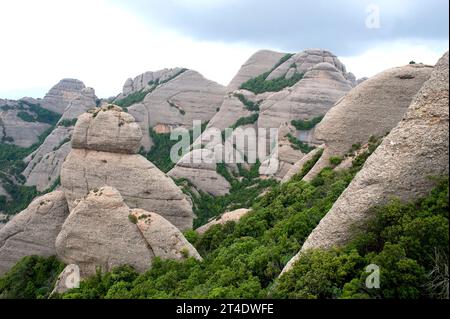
[282,52,449,274]
[71,105,142,154]
[60,106,194,230]
[258,62,353,130]
[0,98,52,148]
[196,208,250,234]
[22,86,97,191]
[168,49,356,194]
[301,63,433,182]
[55,187,200,277]
[0,191,69,275]
[41,79,87,114]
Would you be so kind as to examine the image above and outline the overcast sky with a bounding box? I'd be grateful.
[0,0,448,99]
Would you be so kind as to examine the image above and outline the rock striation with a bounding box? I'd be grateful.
[300,63,433,182]
[282,52,449,275]
[22,83,97,191]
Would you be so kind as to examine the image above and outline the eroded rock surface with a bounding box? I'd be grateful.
[0,191,69,275]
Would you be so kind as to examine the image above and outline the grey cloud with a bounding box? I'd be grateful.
[116,0,449,55]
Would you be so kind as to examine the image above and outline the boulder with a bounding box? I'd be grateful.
[71,105,142,154]
[0,191,69,275]
[56,187,201,278]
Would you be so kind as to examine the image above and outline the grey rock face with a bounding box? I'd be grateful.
[0,99,52,148]
[22,87,97,191]
[61,107,194,230]
[258,62,353,130]
[41,79,88,114]
[282,52,449,275]
[302,63,434,182]
[56,186,154,277]
[71,105,142,154]
[0,191,69,275]
[61,149,194,230]
[128,69,225,131]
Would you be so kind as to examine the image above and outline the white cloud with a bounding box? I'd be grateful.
[340,40,448,79]
[0,0,447,99]
[0,0,256,99]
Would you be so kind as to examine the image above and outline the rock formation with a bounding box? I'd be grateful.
[227,50,287,91]
[169,49,355,194]
[56,186,200,277]
[0,191,69,275]
[60,105,194,230]
[300,63,433,182]
[22,84,97,191]
[196,208,250,234]
[120,68,226,151]
[41,79,88,114]
[0,98,53,148]
[282,52,449,275]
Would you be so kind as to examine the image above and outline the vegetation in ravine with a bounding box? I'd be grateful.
[0,124,60,215]
[234,93,261,112]
[287,133,316,154]
[115,69,188,109]
[239,53,305,94]
[140,122,209,173]
[291,115,324,131]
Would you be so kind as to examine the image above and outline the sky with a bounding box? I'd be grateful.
[0,0,448,99]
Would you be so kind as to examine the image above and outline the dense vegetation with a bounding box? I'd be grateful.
[1,130,447,299]
[234,93,261,112]
[274,177,449,299]
[177,161,278,228]
[239,54,305,94]
[0,124,59,215]
[0,256,64,299]
[140,122,209,173]
[291,116,324,131]
[287,133,315,154]
[17,101,61,125]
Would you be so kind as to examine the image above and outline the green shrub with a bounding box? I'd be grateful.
[0,255,64,299]
[274,178,449,299]
[17,111,36,122]
[234,93,260,112]
[287,134,315,154]
[291,116,324,131]
[58,118,77,127]
[239,54,304,94]
[329,156,343,166]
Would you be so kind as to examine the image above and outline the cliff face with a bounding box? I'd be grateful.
[297,63,433,182]
[282,52,449,275]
